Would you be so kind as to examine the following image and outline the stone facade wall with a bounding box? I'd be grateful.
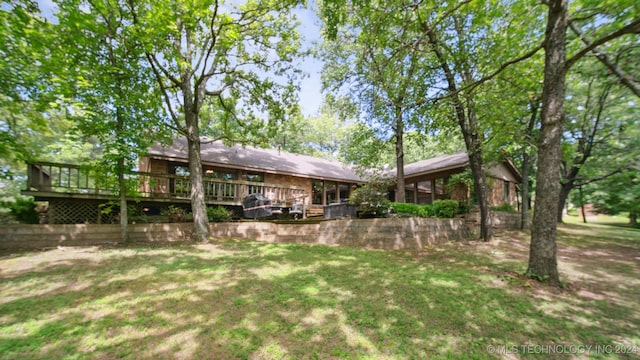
[450,183,469,204]
[487,178,518,207]
[0,213,521,251]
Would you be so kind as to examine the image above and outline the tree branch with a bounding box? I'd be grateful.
[125,0,185,132]
[566,17,640,70]
[197,0,220,86]
[205,84,229,96]
[422,41,544,105]
[147,52,185,132]
[574,168,625,187]
[465,42,544,94]
[569,22,640,97]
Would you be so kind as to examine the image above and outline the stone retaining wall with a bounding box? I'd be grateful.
[209,217,474,250]
[0,212,521,251]
[465,211,522,230]
[0,223,194,249]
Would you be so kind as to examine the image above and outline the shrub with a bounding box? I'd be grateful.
[349,175,393,218]
[207,206,231,222]
[432,200,459,218]
[391,201,466,218]
[447,170,474,190]
[129,214,148,224]
[391,202,418,216]
[390,202,431,217]
[1,197,40,224]
[162,205,187,223]
[422,204,433,217]
[457,202,470,215]
[491,203,516,212]
[99,202,150,224]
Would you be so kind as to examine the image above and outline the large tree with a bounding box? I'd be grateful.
[413,1,548,241]
[259,95,358,160]
[483,59,544,231]
[579,168,640,226]
[126,0,305,241]
[52,0,169,241]
[321,1,545,241]
[320,4,433,203]
[0,1,53,182]
[556,65,638,222]
[527,0,639,285]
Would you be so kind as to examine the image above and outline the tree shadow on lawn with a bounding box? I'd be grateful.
[0,238,638,359]
[467,226,640,356]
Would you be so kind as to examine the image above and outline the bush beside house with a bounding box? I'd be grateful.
[0,197,40,224]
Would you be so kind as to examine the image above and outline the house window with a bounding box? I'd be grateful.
[244,172,264,195]
[405,189,414,204]
[244,172,264,182]
[325,181,337,204]
[170,166,190,196]
[417,181,431,204]
[204,168,237,181]
[312,180,324,205]
[173,165,190,176]
[202,168,238,199]
[504,181,510,203]
[338,183,350,203]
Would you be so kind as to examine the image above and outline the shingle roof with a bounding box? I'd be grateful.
[400,152,522,183]
[147,140,520,184]
[396,151,470,177]
[146,137,364,182]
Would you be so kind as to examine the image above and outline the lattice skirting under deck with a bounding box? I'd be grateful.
[48,199,116,224]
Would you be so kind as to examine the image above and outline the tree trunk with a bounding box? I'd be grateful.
[468,148,492,241]
[118,157,129,242]
[520,152,531,230]
[395,105,405,203]
[630,211,637,226]
[527,0,567,287]
[557,181,572,223]
[459,84,492,241]
[420,16,492,241]
[115,106,129,243]
[579,186,587,223]
[521,99,539,231]
[185,107,210,242]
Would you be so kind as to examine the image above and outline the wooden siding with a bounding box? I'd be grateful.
[265,173,312,203]
[24,161,308,212]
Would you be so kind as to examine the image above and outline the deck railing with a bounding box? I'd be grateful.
[25,162,306,205]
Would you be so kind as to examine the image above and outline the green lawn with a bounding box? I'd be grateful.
[564,213,635,226]
[1,221,639,359]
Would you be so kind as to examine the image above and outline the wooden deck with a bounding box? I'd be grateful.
[23,162,307,207]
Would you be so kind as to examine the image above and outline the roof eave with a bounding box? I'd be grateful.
[145,153,364,183]
[404,162,470,179]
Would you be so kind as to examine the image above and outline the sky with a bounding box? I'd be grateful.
[294,6,325,117]
[36,0,325,118]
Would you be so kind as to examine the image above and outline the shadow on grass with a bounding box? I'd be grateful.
[0,237,638,359]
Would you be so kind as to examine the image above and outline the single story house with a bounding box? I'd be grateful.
[23,137,521,223]
[394,152,521,206]
[140,137,365,216]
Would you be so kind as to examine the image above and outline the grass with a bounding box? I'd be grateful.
[564,213,634,226]
[1,219,639,359]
